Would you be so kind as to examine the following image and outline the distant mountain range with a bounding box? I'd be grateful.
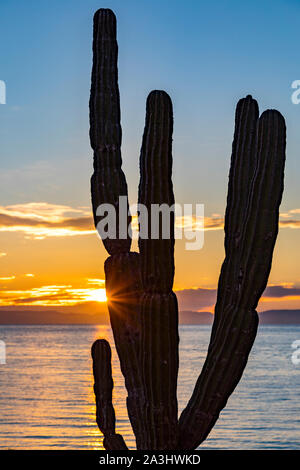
[258,310,300,324]
[0,308,299,325]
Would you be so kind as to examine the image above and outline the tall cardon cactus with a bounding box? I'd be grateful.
[89,9,286,450]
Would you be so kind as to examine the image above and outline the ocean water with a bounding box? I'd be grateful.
[0,324,299,450]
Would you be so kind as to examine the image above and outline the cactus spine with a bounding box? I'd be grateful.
[90,9,286,450]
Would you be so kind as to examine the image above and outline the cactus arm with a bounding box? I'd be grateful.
[138,91,179,449]
[211,95,259,341]
[138,91,175,294]
[177,103,286,450]
[224,95,259,250]
[90,8,131,255]
[237,110,286,307]
[91,339,128,450]
[90,9,145,448]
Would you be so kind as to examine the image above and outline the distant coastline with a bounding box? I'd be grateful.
[0,309,300,325]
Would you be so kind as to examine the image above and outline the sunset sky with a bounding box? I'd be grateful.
[0,0,300,318]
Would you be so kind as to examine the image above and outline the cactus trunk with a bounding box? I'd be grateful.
[137,91,179,449]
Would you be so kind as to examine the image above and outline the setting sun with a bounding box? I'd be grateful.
[88,288,107,303]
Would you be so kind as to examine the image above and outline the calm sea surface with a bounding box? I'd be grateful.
[0,325,299,449]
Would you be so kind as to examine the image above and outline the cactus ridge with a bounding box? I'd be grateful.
[89,9,286,451]
[213,95,259,335]
[140,292,179,449]
[137,90,179,449]
[138,90,175,294]
[90,9,131,255]
[90,9,120,155]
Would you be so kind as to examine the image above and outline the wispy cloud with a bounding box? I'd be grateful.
[0,279,107,306]
[0,276,16,281]
[278,208,300,228]
[278,220,300,228]
[175,283,300,312]
[0,202,94,239]
[0,203,299,240]
[134,208,300,234]
[0,280,299,309]
[263,284,300,298]
[0,203,219,239]
[176,287,217,311]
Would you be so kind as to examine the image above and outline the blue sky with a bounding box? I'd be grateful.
[1,0,299,208]
[0,0,300,297]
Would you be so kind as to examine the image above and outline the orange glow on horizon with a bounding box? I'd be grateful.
[0,202,300,312]
[0,281,107,307]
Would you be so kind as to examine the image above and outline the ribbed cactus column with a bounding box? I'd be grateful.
[90,8,131,255]
[139,91,175,293]
[91,339,128,450]
[89,9,144,450]
[104,252,146,448]
[211,95,259,340]
[177,97,286,450]
[138,91,179,449]
[89,8,287,452]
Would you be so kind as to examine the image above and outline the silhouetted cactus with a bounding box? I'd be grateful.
[90,8,131,255]
[104,252,145,447]
[90,9,286,450]
[91,339,128,450]
[178,97,286,449]
[138,91,179,449]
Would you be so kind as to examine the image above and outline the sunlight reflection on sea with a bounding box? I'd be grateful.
[0,325,299,449]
